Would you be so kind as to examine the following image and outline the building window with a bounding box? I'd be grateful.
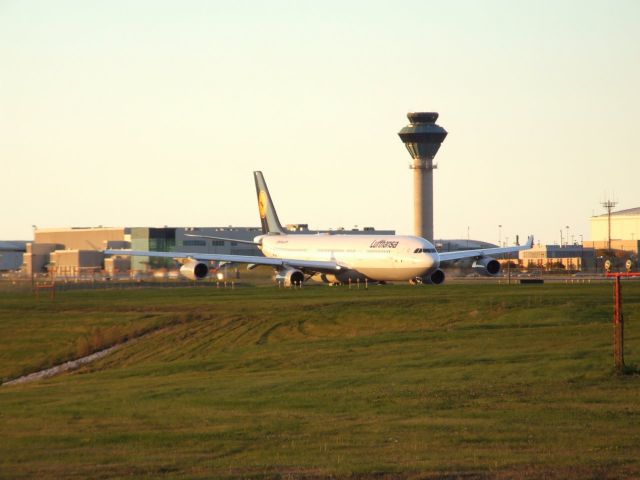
[183,240,206,247]
[211,240,225,246]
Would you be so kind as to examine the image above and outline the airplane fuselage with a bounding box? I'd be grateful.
[257,233,440,281]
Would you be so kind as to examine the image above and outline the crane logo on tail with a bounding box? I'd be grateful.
[258,191,268,219]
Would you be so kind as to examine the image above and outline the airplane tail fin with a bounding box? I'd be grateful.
[254,171,286,235]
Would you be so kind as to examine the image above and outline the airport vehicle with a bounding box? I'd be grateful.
[105,172,533,286]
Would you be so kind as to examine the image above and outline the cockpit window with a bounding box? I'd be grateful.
[414,248,437,254]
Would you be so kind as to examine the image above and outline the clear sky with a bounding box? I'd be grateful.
[2,0,639,245]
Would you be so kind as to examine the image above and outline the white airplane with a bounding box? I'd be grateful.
[105,172,533,286]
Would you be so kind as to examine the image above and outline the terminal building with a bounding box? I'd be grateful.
[23,227,128,276]
[518,244,596,271]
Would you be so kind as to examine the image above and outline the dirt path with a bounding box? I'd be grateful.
[2,337,141,387]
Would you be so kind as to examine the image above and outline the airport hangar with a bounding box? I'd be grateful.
[586,207,640,252]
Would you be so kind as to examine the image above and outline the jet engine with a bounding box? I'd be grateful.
[472,256,501,276]
[419,269,445,285]
[179,260,209,280]
[275,268,305,287]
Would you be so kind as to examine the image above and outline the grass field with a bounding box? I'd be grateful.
[1,282,639,479]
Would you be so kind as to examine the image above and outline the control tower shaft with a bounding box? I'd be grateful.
[398,112,447,242]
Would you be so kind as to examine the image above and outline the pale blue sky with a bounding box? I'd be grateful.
[2,0,639,244]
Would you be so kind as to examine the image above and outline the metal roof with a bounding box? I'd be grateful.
[0,241,27,252]
[595,207,640,217]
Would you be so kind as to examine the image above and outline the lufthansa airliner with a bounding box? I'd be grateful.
[105,172,533,286]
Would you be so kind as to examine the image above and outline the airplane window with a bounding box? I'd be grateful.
[414,248,420,253]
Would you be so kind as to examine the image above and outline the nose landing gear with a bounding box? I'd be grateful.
[410,269,446,285]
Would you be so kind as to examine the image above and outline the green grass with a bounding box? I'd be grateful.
[1,282,639,479]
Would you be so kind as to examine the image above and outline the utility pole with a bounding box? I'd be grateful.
[601,199,618,252]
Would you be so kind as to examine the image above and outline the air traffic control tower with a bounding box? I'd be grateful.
[398,112,447,243]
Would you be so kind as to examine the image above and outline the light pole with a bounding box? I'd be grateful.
[505,236,510,266]
[565,226,570,247]
[498,225,502,247]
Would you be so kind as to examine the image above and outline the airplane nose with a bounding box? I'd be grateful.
[418,253,439,273]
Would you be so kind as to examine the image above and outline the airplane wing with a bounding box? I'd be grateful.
[103,249,344,274]
[438,235,534,263]
[184,233,260,246]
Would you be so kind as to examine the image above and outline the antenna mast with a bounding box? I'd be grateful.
[601,199,618,252]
